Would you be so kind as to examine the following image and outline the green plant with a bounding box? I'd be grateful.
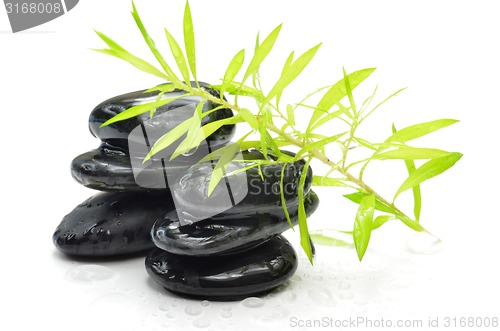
[94,1,462,263]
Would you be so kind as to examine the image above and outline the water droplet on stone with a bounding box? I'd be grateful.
[405,231,444,255]
[308,288,337,307]
[241,297,265,308]
[185,305,202,316]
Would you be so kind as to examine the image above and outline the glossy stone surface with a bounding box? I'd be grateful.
[145,235,297,300]
[71,146,213,192]
[88,82,235,152]
[53,191,175,256]
[152,190,319,256]
[173,150,313,220]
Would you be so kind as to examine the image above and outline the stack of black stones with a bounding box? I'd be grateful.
[53,82,320,300]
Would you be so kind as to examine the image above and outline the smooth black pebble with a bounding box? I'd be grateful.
[145,234,297,300]
[152,190,319,256]
[173,149,313,220]
[71,146,213,192]
[88,82,235,152]
[53,191,175,256]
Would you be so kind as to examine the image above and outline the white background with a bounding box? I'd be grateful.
[1,1,499,330]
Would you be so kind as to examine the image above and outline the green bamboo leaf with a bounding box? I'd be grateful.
[165,28,190,84]
[286,104,295,126]
[183,0,197,81]
[222,49,245,92]
[267,43,322,101]
[252,32,260,87]
[310,108,346,131]
[238,108,259,130]
[372,148,451,160]
[394,152,463,201]
[265,131,282,159]
[210,82,265,101]
[207,143,241,196]
[242,24,282,82]
[276,51,294,106]
[405,159,421,221]
[307,68,375,131]
[343,67,357,116]
[354,137,377,151]
[170,115,244,160]
[344,192,398,215]
[309,233,351,247]
[258,125,269,159]
[312,176,349,187]
[143,117,194,162]
[393,124,422,221]
[100,96,186,127]
[372,215,394,230]
[93,49,168,80]
[298,158,313,263]
[295,132,347,158]
[131,1,180,83]
[385,119,459,144]
[94,30,126,52]
[145,84,176,93]
[353,194,375,261]
[280,164,294,228]
[395,214,424,232]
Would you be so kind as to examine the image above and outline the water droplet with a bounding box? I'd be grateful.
[280,292,297,303]
[185,305,202,316]
[241,297,265,308]
[159,304,172,312]
[352,307,368,314]
[201,300,210,307]
[182,146,199,156]
[339,292,354,300]
[308,288,337,307]
[65,265,118,283]
[385,278,413,290]
[221,310,233,319]
[165,311,176,319]
[339,283,351,290]
[405,231,444,255]
[192,318,211,328]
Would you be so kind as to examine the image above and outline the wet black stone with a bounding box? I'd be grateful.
[53,191,175,256]
[88,82,235,152]
[152,190,319,256]
[70,146,213,192]
[173,150,313,220]
[145,235,297,301]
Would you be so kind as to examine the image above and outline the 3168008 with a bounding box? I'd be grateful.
[5,2,62,14]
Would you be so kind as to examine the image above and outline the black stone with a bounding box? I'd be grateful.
[173,150,313,220]
[53,191,175,256]
[71,146,213,192]
[88,82,235,152]
[152,190,319,256]
[145,235,297,301]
